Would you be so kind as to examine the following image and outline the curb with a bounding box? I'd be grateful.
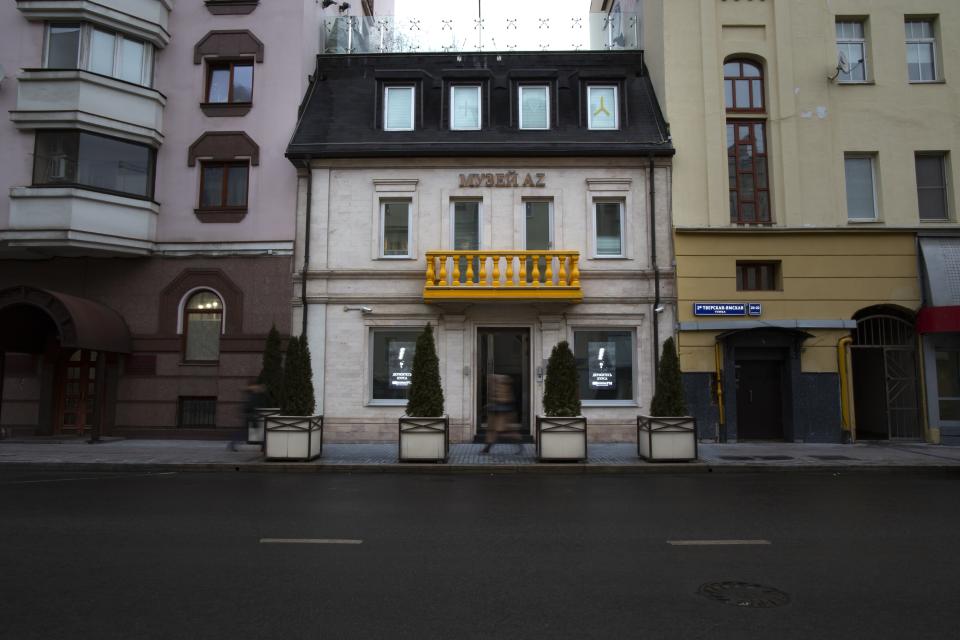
[1,461,958,475]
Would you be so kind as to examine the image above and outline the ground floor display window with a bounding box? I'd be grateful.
[371,329,419,402]
[573,329,634,402]
[935,349,960,421]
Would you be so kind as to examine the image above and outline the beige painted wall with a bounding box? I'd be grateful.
[645,0,960,229]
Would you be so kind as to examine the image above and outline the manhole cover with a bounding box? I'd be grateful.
[719,455,754,461]
[809,455,853,461]
[756,455,793,461]
[698,581,790,608]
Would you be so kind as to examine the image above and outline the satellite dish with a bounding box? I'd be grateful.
[829,50,850,81]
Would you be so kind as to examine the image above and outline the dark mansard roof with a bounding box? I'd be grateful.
[286,50,673,162]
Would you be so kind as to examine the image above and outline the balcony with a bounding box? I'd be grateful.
[11,70,165,145]
[423,251,582,303]
[3,187,157,257]
[322,12,639,54]
[16,0,172,47]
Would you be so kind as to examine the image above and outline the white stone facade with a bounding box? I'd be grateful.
[295,157,676,443]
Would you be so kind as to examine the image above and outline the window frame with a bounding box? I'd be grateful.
[450,85,482,131]
[915,153,950,221]
[518,84,550,130]
[736,261,781,292]
[727,120,772,225]
[450,199,483,250]
[844,153,880,221]
[835,19,869,83]
[724,59,765,113]
[572,327,637,406]
[380,198,413,259]
[205,59,254,104]
[383,85,415,131]
[43,22,154,87]
[198,160,250,212]
[587,85,620,130]
[905,18,938,83]
[32,129,157,200]
[523,199,554,250]
[369,327,423,405]
[181,290,224,364]
[592,199,625,258]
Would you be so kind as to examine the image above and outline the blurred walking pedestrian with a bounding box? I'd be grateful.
[481,373,522,454]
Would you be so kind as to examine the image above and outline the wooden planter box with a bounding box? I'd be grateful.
[637,415,698,462]
[398,416,449,463]
[248,407,279,445]
[264,415,323,461]
[536,416,587,462]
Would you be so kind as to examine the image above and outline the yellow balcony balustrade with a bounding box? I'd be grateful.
[424,251,582,302]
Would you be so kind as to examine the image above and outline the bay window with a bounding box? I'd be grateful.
[33,130,155,199]
[44,23,154,87]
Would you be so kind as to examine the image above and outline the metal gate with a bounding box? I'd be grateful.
[851,314,921,439]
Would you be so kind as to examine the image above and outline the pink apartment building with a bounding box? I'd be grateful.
[0,0,375,437]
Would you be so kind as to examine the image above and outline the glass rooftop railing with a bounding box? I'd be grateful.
[321,12,640,54]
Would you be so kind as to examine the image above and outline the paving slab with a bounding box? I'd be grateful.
[1,437,958,474]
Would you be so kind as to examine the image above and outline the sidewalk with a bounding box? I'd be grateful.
[1,438,959,473]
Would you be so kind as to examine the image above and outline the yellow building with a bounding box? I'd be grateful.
[638,0,960,443]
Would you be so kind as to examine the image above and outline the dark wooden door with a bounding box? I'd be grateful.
[736,360,783,440]
[57,349,98,436]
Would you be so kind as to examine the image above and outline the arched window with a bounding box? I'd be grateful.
[725,58,771,224]
[183,290,223,362]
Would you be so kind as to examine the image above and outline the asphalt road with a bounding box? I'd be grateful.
[1,469,958,640]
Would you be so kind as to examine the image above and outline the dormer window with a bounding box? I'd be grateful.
[450,85,481,131]
[587,85,618,130]
[519,85,549,130]
[384,86,415,131]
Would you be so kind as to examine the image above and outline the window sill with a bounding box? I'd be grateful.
[377,255,415,260]
[909,79,946,85]
[367,399,408,407]
[919,218,952,223]
[179,361,220,367]
[591,255,628,260]
[837,80,875,86]
[200,102,252,117]
[847,218,882,224]
[205,0,259,15]
[581,400,639,408]
[195,208,248,223]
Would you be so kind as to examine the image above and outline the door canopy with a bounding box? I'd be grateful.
[0,286,132,354]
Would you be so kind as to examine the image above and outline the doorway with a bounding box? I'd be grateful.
[735,360,784,440]
[851,311,921,440]
[56,349,99,436]
[477,328,530,440]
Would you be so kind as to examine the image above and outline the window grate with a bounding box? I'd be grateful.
[178,397,217,427]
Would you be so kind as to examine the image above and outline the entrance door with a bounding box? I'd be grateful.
[477,328,530,440]
[56,349,98,436]
[736,360,783,440]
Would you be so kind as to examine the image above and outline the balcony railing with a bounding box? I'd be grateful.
[322,12,640,54]
[424,251,582,302]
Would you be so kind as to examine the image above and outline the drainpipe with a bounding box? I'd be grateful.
[837,336,855,443]
[714,341,725,442]
[649,154,660,370]
[301,165,312,337]
[0,352,5,439]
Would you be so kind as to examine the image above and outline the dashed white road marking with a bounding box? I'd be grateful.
[667,539,771,546]
[259,538,363,545]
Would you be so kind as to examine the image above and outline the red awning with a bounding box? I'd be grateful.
[0,286,132,353]
[917,306,960,334]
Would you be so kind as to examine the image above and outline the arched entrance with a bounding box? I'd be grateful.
[0,286,131,438]
[851,307,921,440]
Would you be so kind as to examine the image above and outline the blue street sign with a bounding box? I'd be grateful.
[748,304,762,316]
[694,303,747,316]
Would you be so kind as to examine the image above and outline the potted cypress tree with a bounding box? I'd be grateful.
[249,325,283,445]
[536,340,587,462]
[399,323,448,462]
[265,334,323,461]
[638,337,697,461]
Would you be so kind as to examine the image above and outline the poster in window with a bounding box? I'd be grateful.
[588,342,616,390]
[389,340,416,388]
